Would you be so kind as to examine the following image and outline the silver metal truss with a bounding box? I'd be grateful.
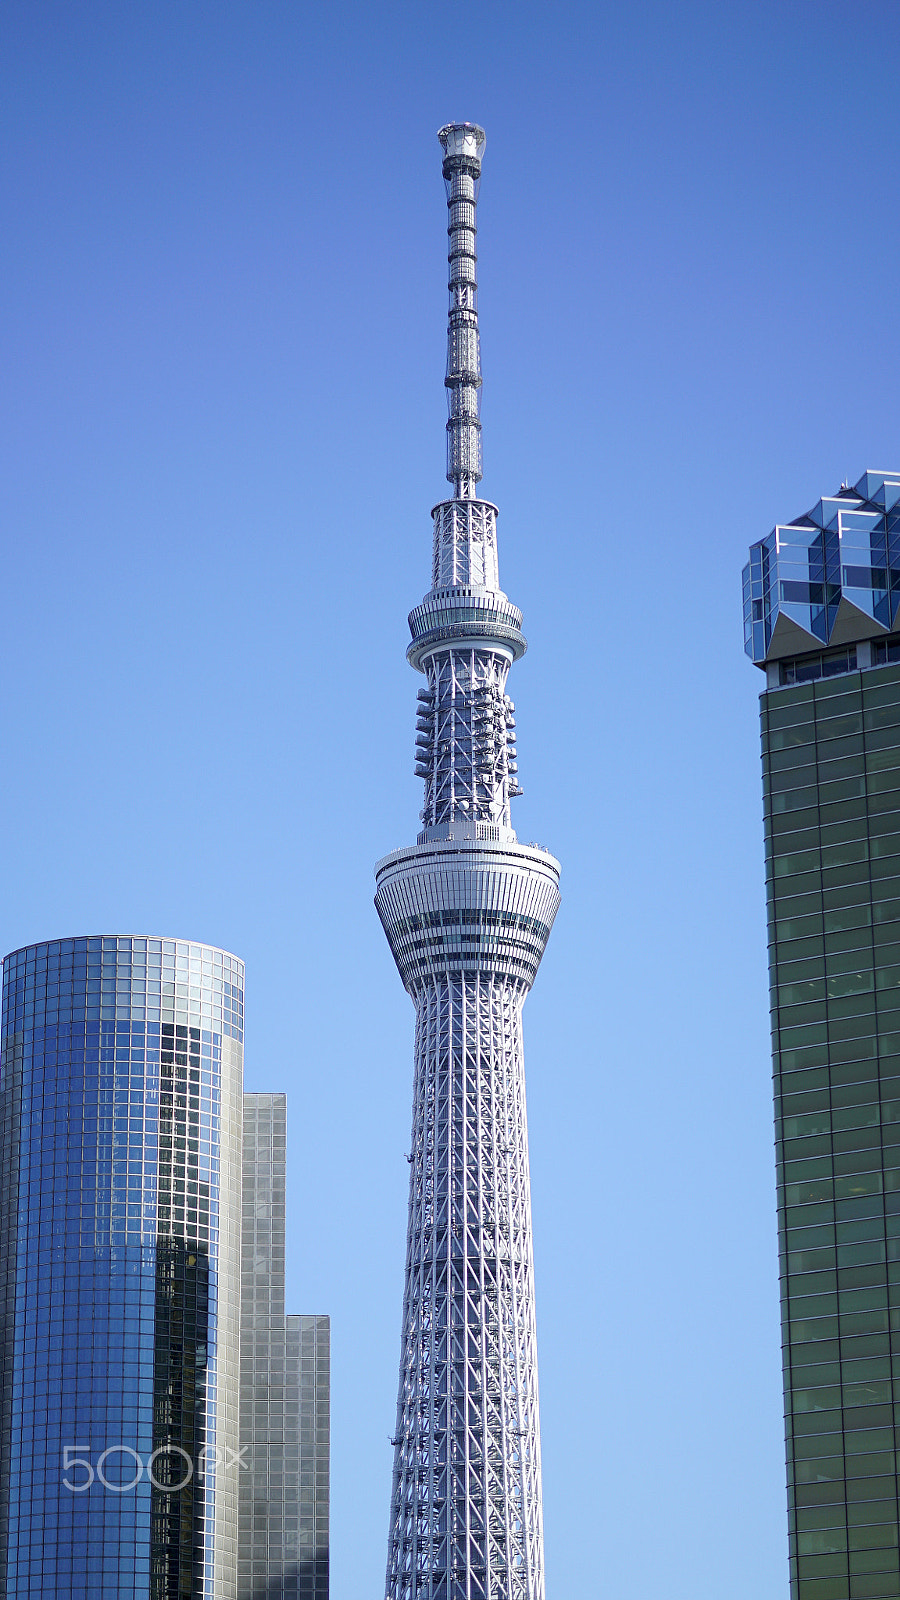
[376,124,560,1600]
[441,122,485,502]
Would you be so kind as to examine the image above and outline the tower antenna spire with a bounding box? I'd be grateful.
[438,122,486,501]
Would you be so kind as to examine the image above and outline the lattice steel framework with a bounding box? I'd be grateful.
[375,124,560,1600]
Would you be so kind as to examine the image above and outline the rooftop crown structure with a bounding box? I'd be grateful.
[375,124,560,1600]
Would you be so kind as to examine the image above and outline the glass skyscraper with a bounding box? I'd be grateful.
[745,471,900,1600]
[239,1095,329,1599]
[0,936,328,1599]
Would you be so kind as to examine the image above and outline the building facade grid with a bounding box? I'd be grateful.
[0,940,329,1599]
[0,936,244,1600]
[239,1094,329,1600]
[749,472,900,1600]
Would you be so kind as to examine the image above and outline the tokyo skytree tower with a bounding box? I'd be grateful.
[375,124,561,1600]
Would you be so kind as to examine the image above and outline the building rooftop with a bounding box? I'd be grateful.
[744,469,900,666]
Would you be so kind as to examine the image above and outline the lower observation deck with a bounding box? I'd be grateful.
[375,836,561,993]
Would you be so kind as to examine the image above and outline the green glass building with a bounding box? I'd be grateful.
[745,472,900,1600]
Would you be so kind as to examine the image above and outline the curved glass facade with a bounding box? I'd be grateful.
[0,936,244,1599]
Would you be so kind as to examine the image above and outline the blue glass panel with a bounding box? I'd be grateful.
[0,937,240,1598]
[744,473,900,663]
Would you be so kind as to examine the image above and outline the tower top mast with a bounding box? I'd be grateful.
[438,122,486,501]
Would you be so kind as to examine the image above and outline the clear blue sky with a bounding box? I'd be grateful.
[3,2,899,1595]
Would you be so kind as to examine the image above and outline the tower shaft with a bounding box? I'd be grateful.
[377,125,559,1600]
[391,976,541,1595]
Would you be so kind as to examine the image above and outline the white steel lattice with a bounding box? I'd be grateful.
[377,124,559,1600]
[432,503,499,591]
[418,650,517,830]
[386,977,542,1600]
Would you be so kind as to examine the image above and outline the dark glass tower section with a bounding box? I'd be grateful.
[239,1094,329,1599]
[745,472,900,1600]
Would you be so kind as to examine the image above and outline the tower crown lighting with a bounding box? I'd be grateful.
[376,124,560,1600]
